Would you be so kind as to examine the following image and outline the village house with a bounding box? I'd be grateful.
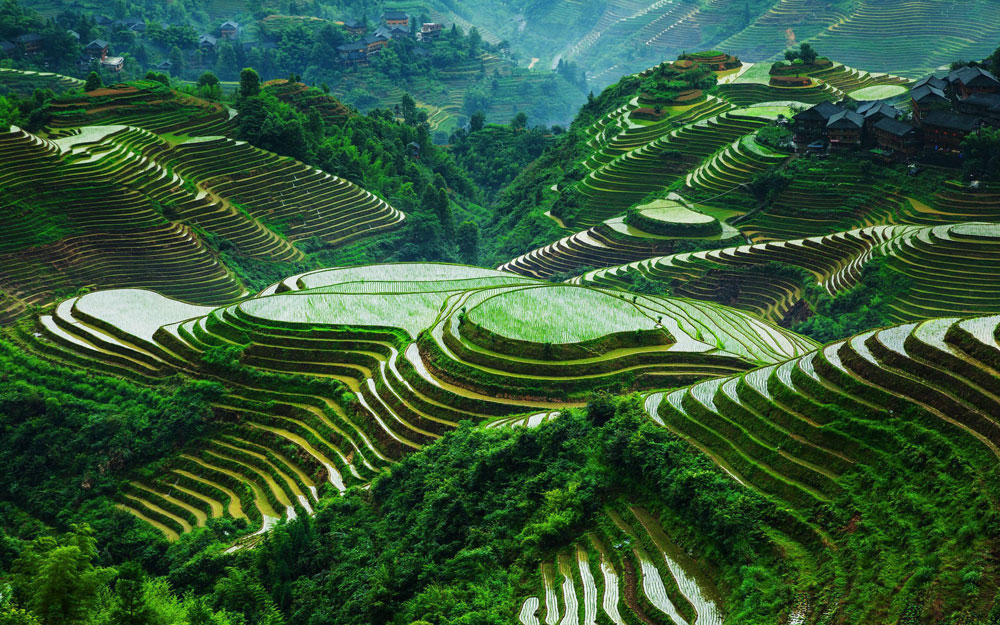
[101,55,125,72]
[957,92,1000,127]
[335,41,369,65]
[14,33,44,55]
[381,11,409,28]
[343,19,365,36]
[826,109,865,150]
[910,83,950,122]
[373,24,410,41]
[84,39,109,61]
[857,100,899,126]
[857,100,899,145]
[199,34,218,51]
[362,33,390,55]
[156,59,172,72]
[418,22,444,42]
[219,21,239,40]
[872,117,921,159]
[947,65,1000,99]
[0,40,15,58]
[922,111,981,153]
[792,100,843,142]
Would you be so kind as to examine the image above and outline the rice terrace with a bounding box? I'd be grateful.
[3,0,1000,624]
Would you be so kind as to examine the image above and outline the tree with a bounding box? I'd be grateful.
[456,221,479,264]
[239,67,261,98]
[109,562,152,625]
[84,71,102,91]
[785,42,818,65]
[435,187,454,239]
[214,41,238,79]
[511,111,528,131]
[198,71,220,88]
[400,93,417,125]
[168,45,185,75]
[12,525,115,625]
[961,126,1000,179]
[469,111,485,133]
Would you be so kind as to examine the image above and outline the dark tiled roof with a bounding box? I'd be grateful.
[337,41,367,51]
[923,110,982,131]
[963,93,1000,112]
[382,11,408,20]
[361,34,388,45]
[793,100,842,122]
[199,34,218,46]
[220,21,239,29]
[0,40,15,52]
[910,84,948,103]
[86,39,109,49]
[826,109,864,129]
[949,65,1000,88]
[873,117,916,137]
[343,19,363,28]
[15,33,43,43]
[857,101,899,119]
[913,75,947,90]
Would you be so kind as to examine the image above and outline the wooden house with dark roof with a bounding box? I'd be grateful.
[198,34,218,51]
[957,93,1000,127]
[948,66,1000,98]
[219,21,239,40]
[381,11,409,27]
[792,100,842,141]
[922,111,982,152]
[857,101,900,146]
[84,39,109,61]
[913,75,947,91]
[15,33,43,55]
[362,33,389,54]
[826,109,865,150]
[910,84,950,122]
[343,19,365,35]
[373,25,410,40]
[858,101,899,125]
[872,118,921,158]
[336,40,368,65]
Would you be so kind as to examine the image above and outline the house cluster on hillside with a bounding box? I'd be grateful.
[793,65,1000,161]
[334,12,445,65]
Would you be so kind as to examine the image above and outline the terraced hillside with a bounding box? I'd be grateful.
[20,263,815,540]
[574,221,1000,325]
[500,194,741,279]
[44,80,238,138]
[0,68,83,96]
[630,312,1000,622]
[0,124,404,322]
[803,0,1000,78]
[262,80,352,125]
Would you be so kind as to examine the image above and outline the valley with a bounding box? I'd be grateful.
[3,1,1000,624]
